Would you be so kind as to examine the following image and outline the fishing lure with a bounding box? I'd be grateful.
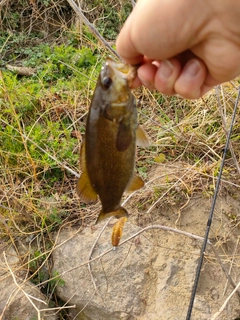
[112,217,128,248]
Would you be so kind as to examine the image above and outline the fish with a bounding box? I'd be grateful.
[112,217,128,248]
[76,56,149,223]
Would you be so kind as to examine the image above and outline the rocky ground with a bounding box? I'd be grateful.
[1,174,240,319]
[52,194,240,320]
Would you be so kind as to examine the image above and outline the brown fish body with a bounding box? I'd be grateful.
[77,57,149,223]
[86,104,136,214]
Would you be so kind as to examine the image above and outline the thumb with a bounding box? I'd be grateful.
[116,0,208,63]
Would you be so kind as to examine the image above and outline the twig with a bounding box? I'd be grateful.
[146,153,210,215]
[39,221,238,307]
[87,217,112,302]
[2,251,76,319]
[72,289,99,320]
[3,251,41,320]
[211,280,240,320]
[131,0,136,7]
[223,237,240,296]
[86,174,171,289]
[175,193,190,226]
[0,32,12,54]
[66,0,122,60]
[210,244,240,297]
[44,224,211,286]
[58,60,96,83]
[25,293,47,305]
[23,133,80,177]
[40,305,76,312]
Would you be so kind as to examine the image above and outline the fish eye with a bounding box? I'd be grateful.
[102,76,112,89]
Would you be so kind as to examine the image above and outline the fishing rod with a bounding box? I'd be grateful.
[186,86,240,320]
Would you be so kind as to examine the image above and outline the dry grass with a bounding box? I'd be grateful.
[0,0,240,319]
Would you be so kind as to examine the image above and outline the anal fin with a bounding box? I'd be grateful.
[76,172,98,203]
[125,173,144,192]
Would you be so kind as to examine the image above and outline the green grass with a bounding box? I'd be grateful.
[1,0,240,317]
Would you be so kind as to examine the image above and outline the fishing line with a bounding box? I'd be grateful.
[186,86,240,320]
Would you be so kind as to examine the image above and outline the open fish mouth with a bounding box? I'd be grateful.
[106,56,138,86]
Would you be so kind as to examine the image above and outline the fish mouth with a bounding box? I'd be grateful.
[100,56,136,105]
[106,56,137,86]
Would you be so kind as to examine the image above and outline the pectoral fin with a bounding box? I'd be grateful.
[136,125,150,148]
[116,121,132,152]
[125,173,144,192]
[96,206,128,224]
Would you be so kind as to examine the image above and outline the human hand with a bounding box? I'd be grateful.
[116,0,240,99]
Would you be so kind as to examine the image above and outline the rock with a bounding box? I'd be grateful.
[52,222,204,320]
[52,223,152,320]
[6,64,36,76]
[0,240,56,320]
[52,197,240,320]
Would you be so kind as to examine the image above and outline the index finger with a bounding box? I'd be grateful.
[116,18,144,65]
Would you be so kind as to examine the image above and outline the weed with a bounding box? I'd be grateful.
[51,270,65,288]
[1,2,240,319]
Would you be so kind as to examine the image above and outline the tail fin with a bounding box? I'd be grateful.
[95,206,128,224]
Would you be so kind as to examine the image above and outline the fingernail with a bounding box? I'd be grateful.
[184,59,201,78]
[158,60,174,79]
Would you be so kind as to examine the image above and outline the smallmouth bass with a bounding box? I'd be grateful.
[77,57,149,223]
